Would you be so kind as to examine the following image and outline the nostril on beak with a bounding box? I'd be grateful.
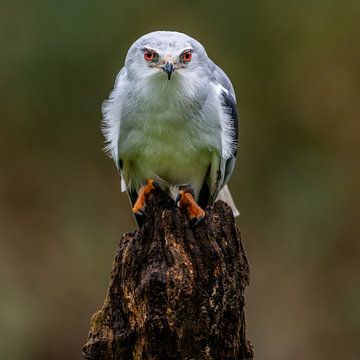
[163,62,174,80]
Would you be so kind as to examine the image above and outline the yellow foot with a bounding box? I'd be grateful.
[132,179,157,214]
[176,190,206,226]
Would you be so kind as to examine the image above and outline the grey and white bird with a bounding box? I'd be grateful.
[102,31,239,226]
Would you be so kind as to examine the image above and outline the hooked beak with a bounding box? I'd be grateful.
[162,62,175,80]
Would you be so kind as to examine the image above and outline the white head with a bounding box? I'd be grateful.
[124,31,212,84]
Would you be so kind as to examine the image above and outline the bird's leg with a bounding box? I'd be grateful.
[176,189,205,226]
[132,179,158,215]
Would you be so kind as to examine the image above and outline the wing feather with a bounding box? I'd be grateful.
[101,67,127,169]
[202,63,239,203]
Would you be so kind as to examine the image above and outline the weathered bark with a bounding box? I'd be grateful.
[83,190,253,360]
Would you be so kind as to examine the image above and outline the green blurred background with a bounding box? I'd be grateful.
[1,0,359,359]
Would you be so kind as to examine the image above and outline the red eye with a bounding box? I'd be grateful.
[181,51,192,63]
[144,50,154,61]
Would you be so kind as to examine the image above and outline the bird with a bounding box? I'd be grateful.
[102,31,239,227]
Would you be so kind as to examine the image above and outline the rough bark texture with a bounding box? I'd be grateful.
[83,190,253,360]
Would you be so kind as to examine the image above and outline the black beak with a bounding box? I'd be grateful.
[163,62,174,80]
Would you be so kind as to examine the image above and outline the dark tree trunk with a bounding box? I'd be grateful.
[83,190,254,360]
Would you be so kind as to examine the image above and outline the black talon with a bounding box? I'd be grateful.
[137,209,149,218]
[173,194,181,209]
[190,216,205,228]
[152,181,161,190]
[175,193,182,205]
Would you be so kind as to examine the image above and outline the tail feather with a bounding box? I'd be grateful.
[216,185,240,217]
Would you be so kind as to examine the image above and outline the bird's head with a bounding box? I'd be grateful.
[125,31,211,84]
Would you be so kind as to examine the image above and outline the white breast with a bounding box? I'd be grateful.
[119,76,221,194]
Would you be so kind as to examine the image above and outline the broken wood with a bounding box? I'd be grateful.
[83,190,253,359]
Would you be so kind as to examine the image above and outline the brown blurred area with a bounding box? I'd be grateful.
[1,1,359,359]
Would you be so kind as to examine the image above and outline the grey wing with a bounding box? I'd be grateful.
[212,60,239,162]
[101,66,127,174]
[211,60,237,99]
[214,62,239,184]
[101,67,145,227]
[202,62,239,205]
[218,81,238,187]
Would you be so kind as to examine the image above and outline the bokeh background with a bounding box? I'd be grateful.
[1,0,359,359]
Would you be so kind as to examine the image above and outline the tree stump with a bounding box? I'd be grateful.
[83,190,253,360]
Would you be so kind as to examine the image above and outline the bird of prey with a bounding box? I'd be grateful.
[102,31,239,227]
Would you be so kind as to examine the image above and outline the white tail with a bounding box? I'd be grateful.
[216,185,240,217]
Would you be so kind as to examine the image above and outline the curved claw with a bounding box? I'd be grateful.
[152,181,161,190]
[174,193,182,209]
[136,209,149,218]
[190,215,206,228]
